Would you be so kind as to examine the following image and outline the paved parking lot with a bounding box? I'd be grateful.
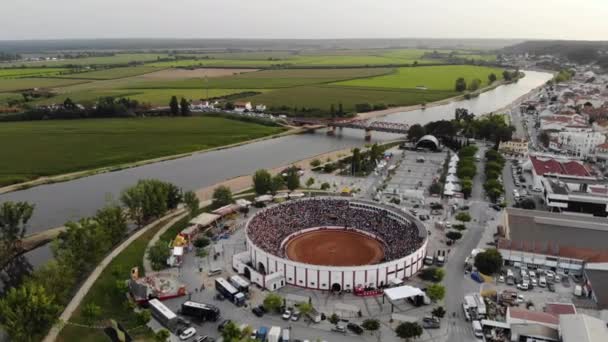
[386,150,447,194]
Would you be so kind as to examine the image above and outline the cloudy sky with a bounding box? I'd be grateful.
[2,0,607,40]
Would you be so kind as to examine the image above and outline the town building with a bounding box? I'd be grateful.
[234,101,252,113]
[498,138,529,157]
[548,131,606,159]
[523,155,593,192]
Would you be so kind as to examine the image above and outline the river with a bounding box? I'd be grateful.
[0,70,552,271]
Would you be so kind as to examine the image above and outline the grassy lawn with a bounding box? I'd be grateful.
[0,78,89,92]
[334,65,504,91]
[52,66,165,80]
[240,85,457,113]
[0,117,285,186]
[55,217,174,342]
[128,68,394,89]
[0,68,68,78]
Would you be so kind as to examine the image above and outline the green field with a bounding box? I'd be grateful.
[129,68,394,89]
[30,88,264,106]
[241,85,457,112]
[0,68,68,78]
[52,66,164,80]
[0,117,284,186]
[2,53,170,67]
[334,65,504,91]
[0,78,89,92]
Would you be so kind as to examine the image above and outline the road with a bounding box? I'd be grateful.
[443,145,493,342]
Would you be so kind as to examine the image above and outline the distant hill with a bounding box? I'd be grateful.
[0,38,523,53]
[502,40,608,64]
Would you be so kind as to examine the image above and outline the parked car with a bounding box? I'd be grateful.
[252,306,264,317]
[282,310,292,320]
[194,336,209,342]
[291,310,301,321]
[517,282,529,291]
[331,324,347,334]
[498,275,505,283]
[218,320,232,332]
[422,316,441,329]
[179,327,197,341]
[347,323,363,335]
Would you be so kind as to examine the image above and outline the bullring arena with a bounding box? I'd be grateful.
[242,197,428,291]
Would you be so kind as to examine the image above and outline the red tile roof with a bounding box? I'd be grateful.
[530,156,591,177]
[509,308,560,325]
[544,303,576,316]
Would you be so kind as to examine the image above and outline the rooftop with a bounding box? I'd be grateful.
[530,156,591,177]
[584,264,608,309]
[498,238,608,263]
[560,314,608,342]
[508,307,560,326]
[544,303,577,316]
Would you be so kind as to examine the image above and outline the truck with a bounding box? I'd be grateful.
[472,320,483,338]
[181,301,221,321]
[229,275,250,293]
[215,278,246,306]
[473,294,487,318]
[267,326,281,342]
[306,307,322,323]
[148,298,178,331]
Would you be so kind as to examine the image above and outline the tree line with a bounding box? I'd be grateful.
[0,179,199,342]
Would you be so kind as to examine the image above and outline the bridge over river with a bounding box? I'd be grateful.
[290,117,410,140]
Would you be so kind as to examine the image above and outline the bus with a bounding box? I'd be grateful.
[215,278,246,305]
[229,275,250,293]
[148,298,178,330]
[181,301,220,322]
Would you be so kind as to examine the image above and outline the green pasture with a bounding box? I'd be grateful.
[128,68,394,89]
[241,85,458,113]
[0,78,89,92]
[0,68,68,78]
[334,65,504,91]
[52,66,164,80]
[0,117,285,186]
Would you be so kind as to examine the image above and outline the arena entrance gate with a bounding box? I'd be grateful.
[332,283,342,292]
[244,267,251,280]
[257,262,266,275]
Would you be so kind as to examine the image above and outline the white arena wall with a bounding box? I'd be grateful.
[242,198,429,291]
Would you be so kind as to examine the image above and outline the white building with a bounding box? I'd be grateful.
[548,131,606,158]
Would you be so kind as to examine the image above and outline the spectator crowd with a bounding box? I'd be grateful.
[247,198,424,262]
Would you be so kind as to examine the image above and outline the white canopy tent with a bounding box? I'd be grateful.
[446,175,460,183]
[384,285,424,302]
[189,213,221,227]
[448,167,457,175]
[235,199,252,208]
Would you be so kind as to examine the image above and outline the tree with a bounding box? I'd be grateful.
[0,281,61,342]
[305,177,315,189]
[193,237,210,248]
[166,183,183,210]
[407,124,426,142]
[52,218,108,274]
[212,185,233,208]
[82,302,101,325]
[362,318,380,332]
[169,96,179,116]
[502,70,513,81]
[31,260,75,302]
[221,321,242,341]
[183,191,199,217]
[468,78,481,91]
[426,284,446,302]
[539,131,550,147]
[263,293,283,313]
[369,143,382,163]
[63,97,76,110]
[455,77,467,92]
[517,198,536,210]
[154,329,171,342]
[252,169,272,195]
[461,178,473,199]
[310,159,321,167]
[136,309,151,326]
[432,306,446,319]
[148,239,170,271]
[286,167,300,191]
[429,182,442,195]
[419,267,445,283]
[395,321,423,341]
[484,179,504,202]
[95,204,128,246]
[269,174,284,195]
[488,73,497,84]
[351,148,362,174]
[474,248,503,275]
[329,313,339,324]
[180,97,190,116]
[446,231,462,242]
[0,201,34,258]
[455,212,471,222]
[298,302,313,317]
[120,179,173,226]
[338,103,344,117]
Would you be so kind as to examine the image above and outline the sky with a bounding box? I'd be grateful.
[2,0,608,41]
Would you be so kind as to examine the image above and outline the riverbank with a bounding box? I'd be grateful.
[0,121,297,195]
[356,77,517,121]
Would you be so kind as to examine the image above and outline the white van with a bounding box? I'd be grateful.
[472,320,483,338]
[282,329,290,342]
[539,276,547,287]
[207,267,222,276]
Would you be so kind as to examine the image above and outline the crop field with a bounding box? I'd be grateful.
[334,65,504,91]
[240,85,457,113]
[128,68,395,89]
[52,66,165,80]
[135,68,259,80]
[0,117,285,186]
[0,67,68,78]
[1,53,170,67]
[0,77,89,92]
